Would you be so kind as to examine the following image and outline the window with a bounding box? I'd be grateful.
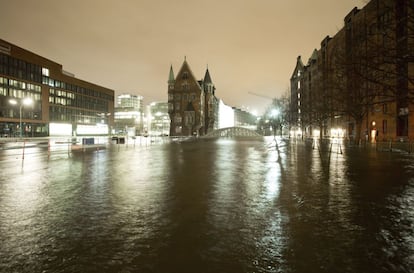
[0,86,6,96]
[383,103,388,114]
[174,114,182,124]
[382,120,387,134]
[0,77,7,85]
[42,67,49,76]
[182,84,189,91]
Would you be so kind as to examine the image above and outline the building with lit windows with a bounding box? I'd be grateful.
[114,94,144,135]
[147,101,170,136]
[290,0,414,141]
[0,39,114,137]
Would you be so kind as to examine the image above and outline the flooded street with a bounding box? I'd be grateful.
[0,137,413,273]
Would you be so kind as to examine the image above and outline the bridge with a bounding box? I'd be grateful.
[203,127,262,138]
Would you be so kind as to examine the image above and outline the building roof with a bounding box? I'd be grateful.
[204,68,213,84]
[176,58,202,91]
[168,65,175,83]
[290,55,305,80]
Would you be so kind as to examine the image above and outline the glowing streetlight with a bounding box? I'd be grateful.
[271,109,280,118]
[9,97,33,138]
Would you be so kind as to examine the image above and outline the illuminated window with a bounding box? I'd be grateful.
[0,86,6,96]
[42,67,49,76]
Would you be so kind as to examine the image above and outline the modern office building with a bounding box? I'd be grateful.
[0,39,115,137]
[114,94,144,135]
[291,0,414,141]
[147,101,170,136]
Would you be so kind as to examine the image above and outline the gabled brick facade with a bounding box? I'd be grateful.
[168,59,218,136]
[291,0,414,142]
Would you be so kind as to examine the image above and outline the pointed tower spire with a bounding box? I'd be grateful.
[168,65,175,84]
[204,67,213,84]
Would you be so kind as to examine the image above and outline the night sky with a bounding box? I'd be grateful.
[0,0,365,114]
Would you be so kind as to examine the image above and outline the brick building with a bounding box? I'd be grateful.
[168,59,218,136]
[291,0,414,142]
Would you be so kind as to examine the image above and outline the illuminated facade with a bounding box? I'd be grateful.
[0,39,114,137]
[167,59,218,136]
[147,101,169,136]
[114,94,144,135]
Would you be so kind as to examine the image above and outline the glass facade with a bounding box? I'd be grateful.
[0,39,115,137]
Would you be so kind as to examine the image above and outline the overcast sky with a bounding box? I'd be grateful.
[0,0,365,114]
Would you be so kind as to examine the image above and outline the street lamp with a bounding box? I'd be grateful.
[9,98,33,138]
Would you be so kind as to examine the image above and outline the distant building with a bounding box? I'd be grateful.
[167,59,218,136]
[147,101,169,136]
[218,100,234,128]
[233,107,257,131]
[217,100,258,131]
[117,94,143,108]
[0,39,114,137]
[114,94,144,135]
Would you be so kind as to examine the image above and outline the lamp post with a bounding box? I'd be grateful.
[270,109,280,138]
[9,98,33,138]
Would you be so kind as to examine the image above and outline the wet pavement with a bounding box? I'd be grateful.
[0,137,413,273]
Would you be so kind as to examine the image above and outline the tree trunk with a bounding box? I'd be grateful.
[354,119,364,145]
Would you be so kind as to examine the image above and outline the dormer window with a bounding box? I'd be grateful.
[182,72,188,80]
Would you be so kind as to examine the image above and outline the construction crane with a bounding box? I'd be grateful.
[248,91,275,102]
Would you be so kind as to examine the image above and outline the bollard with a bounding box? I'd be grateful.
[22,139,26,160]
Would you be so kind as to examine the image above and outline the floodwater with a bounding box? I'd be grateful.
[0,137,413,273]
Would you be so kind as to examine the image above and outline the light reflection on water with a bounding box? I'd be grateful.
[0,137,413,273]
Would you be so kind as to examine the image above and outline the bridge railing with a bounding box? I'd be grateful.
[203,127,262,138]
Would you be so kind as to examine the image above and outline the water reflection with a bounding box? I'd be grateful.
[0,138,413,272]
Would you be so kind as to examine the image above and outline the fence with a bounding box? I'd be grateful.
[0,135,170,160]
